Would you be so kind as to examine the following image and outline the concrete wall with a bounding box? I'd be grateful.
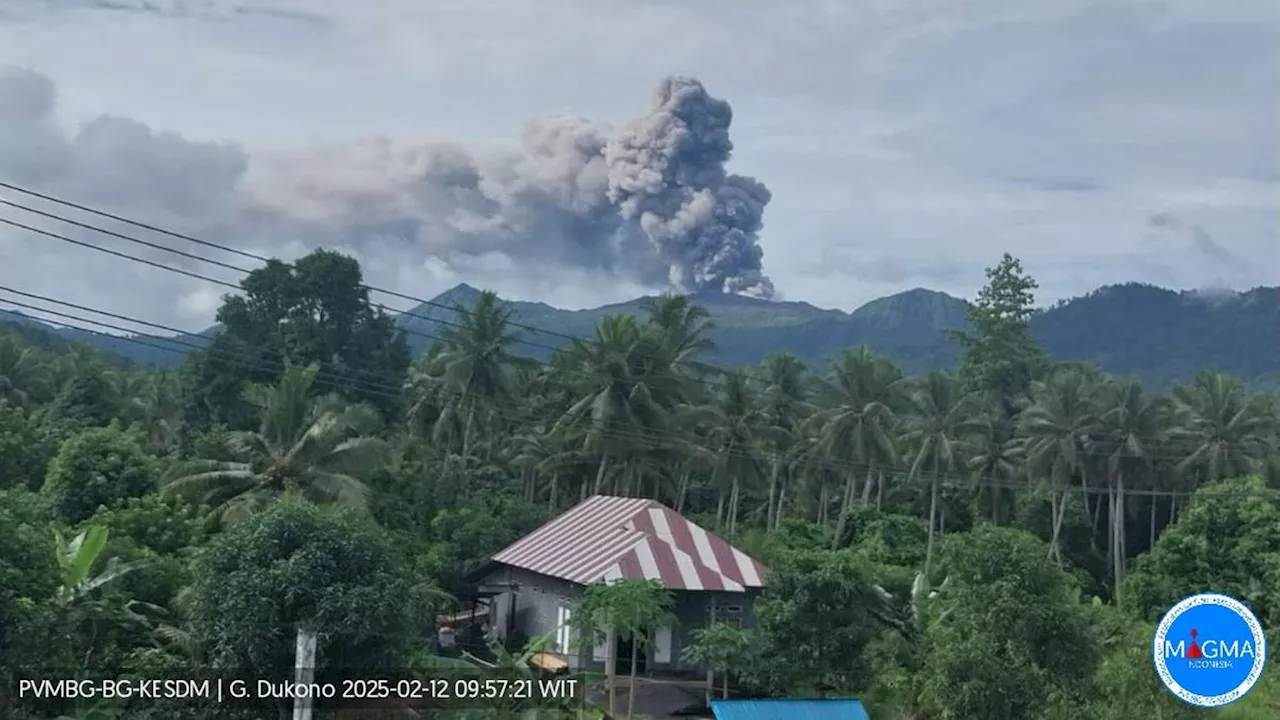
[667,588,762,673]
[479,564,762,675]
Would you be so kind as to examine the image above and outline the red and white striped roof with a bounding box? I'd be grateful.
[492,495,768,592]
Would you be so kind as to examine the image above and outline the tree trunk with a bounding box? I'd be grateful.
[676,470,690,513]
[832,469,858,550]
[549,474,559,510]
[728,479,741,538]
[860,464,875,503]
[991,483,1000,524]
[1116,472,1127,597]
[594,453,610,493]
[1148,493,1157,550]
[876,470,885,510]
[1051,490,1068,565]
[627,639,639,720]
[461,405,475,463]
[1082,464,1098,553]
[722,672,730,699]
[715,492,726,531]
[1048,487,1068,565]
[622,459,636,496]
[606,628,617,717]
[775,481,788,529]
[925,469,939,576]
[1105,486,1114,581]
[1047,491,1059,561]
[766,459,780,531]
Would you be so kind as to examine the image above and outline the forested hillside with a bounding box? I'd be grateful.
[9,279,1277,387]
[2,251,1279,719]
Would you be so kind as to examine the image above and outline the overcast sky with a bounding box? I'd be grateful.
[0,0,1276,332]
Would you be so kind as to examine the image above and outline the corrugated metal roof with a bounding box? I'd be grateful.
[710,699,871,720]
[491,495,768,592]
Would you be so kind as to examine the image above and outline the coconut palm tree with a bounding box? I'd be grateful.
[757,353,812,528]
[431,290,531,463]
[163,364,386,526]
[1167,370,1277,483]
[1093,374,1161,602]
[683,370,783,536]
[1018,368,1099,563]
[555,315,672,495]
[815,347,901,549]
[901,371,981,575]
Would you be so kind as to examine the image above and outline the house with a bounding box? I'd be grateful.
[469,495,768,674]
[710,699,872,720]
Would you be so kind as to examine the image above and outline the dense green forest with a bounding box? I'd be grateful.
[2,251,1279,719]
[9,277,1279,388]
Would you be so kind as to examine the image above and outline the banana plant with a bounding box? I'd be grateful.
[873,571,952,642]
[54,526,145,605]
[871,571,951,719]
[54,525,159,671]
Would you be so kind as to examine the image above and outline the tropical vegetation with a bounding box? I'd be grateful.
[2,250,1278,719]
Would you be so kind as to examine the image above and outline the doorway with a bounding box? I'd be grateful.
[615,629,648,675]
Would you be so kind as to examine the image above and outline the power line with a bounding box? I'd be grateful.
[0,211,565,356]
[0,184,1275,473]
[0,283,1238,465]
[0,273,1272,469]
[3,288,1276,499]
[0,187,793,384]
[0,296,409,405]
[0,183,582,343]
[5,187,1272,456]
[0,284,442,396]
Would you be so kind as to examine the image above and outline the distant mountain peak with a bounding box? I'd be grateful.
[429,282,486,306]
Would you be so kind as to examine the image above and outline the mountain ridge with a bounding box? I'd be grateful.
[4,282,1278,386]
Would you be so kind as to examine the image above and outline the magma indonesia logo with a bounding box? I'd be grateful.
[1153,593,1267,707]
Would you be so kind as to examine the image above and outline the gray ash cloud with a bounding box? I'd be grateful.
[0,68,775,298]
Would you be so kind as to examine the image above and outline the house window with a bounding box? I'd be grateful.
[725,605,743,614]
[653,626,673,664]
[555,606,573,654]
[720,617,742,629]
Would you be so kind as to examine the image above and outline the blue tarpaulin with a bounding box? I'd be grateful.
[710,698,871,720]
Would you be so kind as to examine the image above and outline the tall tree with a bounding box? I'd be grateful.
[184,250,410,429]
[1167,370,1276,482]
[1093,375,1160,602]
[816,347,900,548]
[901,371,980,575]
[684,370,781,535]
[949,253,1047,418]
[757,353,811,528]
[429,290,530,463]
[574,579,675,719]
[1018,368,1099,564]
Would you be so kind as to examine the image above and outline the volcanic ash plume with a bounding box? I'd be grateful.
[0,68,775,298]
[248,76,776,298]
[605,77,775,298]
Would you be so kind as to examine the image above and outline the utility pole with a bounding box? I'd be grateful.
[293,627,317,720]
